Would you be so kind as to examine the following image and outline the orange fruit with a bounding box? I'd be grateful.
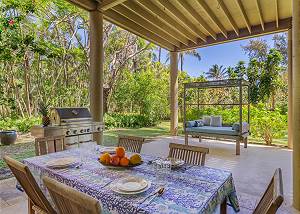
[129,154,142,165]
[110,155,120,166]
[116,147,125,158]
[99,153,111,165]
[120,157,129,166]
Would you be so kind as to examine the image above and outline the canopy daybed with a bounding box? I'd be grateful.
[183,79,250,155]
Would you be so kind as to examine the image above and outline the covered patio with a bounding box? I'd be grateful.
[1,0,299,213]
[65,0,299,210]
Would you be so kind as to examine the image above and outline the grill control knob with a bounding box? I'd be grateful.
[80,129,84,133]
[86,128,90,132]
[73,130,77,134]
[97,127,101,131]
[66,131,70,135]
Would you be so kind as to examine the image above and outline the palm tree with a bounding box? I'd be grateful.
[179,50,201,71]
[165,49,201,71]
[205,64,227,80]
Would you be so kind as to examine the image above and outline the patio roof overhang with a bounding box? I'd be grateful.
[67,0,292,51]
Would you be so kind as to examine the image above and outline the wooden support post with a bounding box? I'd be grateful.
[236,139,240,155]
[185,133,188,145]
[288,28,293,149]
[293,0,300,210]
[170,51,178,136]
[89,10,104,145]
[243,137,247,148]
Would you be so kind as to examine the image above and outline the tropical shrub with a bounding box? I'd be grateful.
[104,113,158,129]
[0,117,41,133]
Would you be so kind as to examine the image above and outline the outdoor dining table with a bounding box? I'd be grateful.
[23,146,240,214]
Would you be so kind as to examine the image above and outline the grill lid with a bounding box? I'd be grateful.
[50,107,92,125]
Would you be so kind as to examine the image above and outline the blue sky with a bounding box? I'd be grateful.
[161,34,277,77]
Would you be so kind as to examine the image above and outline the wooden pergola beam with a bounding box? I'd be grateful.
[196,0,227,38]
[123,1,190,46]
[138,0,198,44]
[104,10,175,50]
[66,0,97,11]
[113,4,183,48]
[157,0,207,41]
[255,0,265,30]
[99,0,126,11]
[177,0,216,40]
[217,0,239,36]
[274,0,279,28]
[179,18,291,51]
[235,0,252,34]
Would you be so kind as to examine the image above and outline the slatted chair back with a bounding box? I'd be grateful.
[118,135,145,153]
[35,135,65,156]
[253,168,284,214]
[43,177,102,214]
[3,156,56,214]
[168,143,209,166]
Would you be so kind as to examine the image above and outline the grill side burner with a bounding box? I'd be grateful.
[31,107,104,146]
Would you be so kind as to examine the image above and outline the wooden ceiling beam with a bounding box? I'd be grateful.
[255,0,265,30]
[196,0,227,38]
[65,0,97,11]
[138,0,198,44]
[113,4,182,48]
[103,10,175,51]
[178,18,291,51]
[217,0,239,36]
[157,0,207,41]
[123,1,189,46]
[99,0,127,11]
[274,0,279,28]
[177,0,216,40]
[235,0,252,34]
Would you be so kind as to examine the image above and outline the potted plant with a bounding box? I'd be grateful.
[39,102,50,127]
[0,130,17,145]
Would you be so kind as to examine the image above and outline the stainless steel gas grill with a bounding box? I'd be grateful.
[31,107,105,146]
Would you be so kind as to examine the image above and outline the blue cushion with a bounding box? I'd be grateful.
[186,121,196,128]
[232,122,249,133]
[186,126,239,136]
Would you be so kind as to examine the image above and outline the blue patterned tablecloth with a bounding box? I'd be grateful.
[23,148,239,214]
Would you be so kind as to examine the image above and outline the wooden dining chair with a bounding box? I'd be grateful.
[35,135,65,156]
[3,156,56,214]
[43,176,102,214]
[252,168,284,214]
[168,143,209,166]
[118,135,145,153]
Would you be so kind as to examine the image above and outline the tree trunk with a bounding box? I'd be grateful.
[271,92,276,111]
[24,54,31,117]
[158,47,161,63]
[180,54,183,71]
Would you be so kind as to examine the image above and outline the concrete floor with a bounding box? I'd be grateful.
[1,136,299,214]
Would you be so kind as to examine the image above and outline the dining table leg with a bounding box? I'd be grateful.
[220,197,227,214]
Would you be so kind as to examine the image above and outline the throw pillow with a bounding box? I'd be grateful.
[210,116,222,127]
[203,116,211,126]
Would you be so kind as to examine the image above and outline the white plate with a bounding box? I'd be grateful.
[111,178,151,195]
[116,177,148,192]
[46,157,77,169]
[154,158,185,168]
[99,147,117,154]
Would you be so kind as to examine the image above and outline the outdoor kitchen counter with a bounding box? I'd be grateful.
[23,147,240,214]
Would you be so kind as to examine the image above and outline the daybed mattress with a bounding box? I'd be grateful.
[186,126,241,136]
